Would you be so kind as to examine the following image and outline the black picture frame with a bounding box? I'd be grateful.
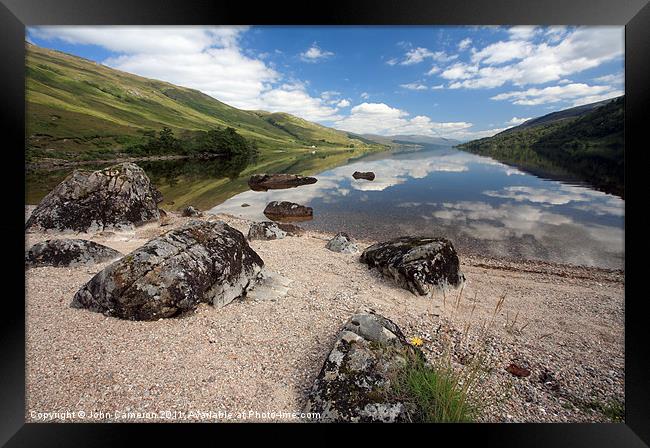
[1,0,648,445]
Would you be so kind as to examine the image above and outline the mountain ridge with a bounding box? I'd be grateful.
[25,42,384,161]
[456,96,624,197]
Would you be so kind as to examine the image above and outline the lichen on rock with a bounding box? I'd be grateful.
[25,239,122,267]
[71,220,264,320]
[304,310,423,422]
[26,162,162,233]
[360,236,464,295]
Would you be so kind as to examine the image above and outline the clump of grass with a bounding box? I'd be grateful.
[389,349,487,423]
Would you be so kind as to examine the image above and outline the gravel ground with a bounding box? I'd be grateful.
[25,211,624,423]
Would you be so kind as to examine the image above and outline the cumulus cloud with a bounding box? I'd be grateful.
[491,82,622,106]
[300,43,334,62]
[336,99,351,108]
[334,102,475,138]
[439,26,623,98]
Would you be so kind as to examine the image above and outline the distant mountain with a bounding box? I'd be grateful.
[25,43,383,161]
[360,134,460,147]
[456,96,624,197]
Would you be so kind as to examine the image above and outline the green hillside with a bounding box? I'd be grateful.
[25,43,384,162]
[456,96,624,197]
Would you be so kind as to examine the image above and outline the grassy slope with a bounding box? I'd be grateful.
[456,97,624,197]
[26,43,384,160]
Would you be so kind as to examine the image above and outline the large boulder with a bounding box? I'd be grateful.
[360,237,464,295]
[26,163,162,233]
[248,173,317,191]
[71,220,264,320]
[325,232,359,254]
[263,201,313,222]
[248,221,286,241]
[304,310,422,422]
[25,239,122,268]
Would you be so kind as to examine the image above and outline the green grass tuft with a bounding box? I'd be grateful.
[390,350,486,423]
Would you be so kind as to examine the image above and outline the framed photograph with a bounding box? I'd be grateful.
[2,0,648,444]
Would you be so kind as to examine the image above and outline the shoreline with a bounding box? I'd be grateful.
[25,211,624,423]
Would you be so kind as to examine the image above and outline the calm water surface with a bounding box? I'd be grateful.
[211,145,624,269]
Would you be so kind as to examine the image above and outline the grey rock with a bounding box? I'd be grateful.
[304,310,421,422]
[71,220,264,320]
[248,173,317,191]
[26,163,162,233]
[276,223,305,236]
[352,171,375,181]
[181,206,202,217]
[263,201,313,223]
[248,221,287,241]
[25,239,122,268]
[326,232,359,254]
[360,236,464,295]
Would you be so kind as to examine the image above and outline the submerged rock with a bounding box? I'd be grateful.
[248,221,287,241]
[248,173,317,191]
[326,232,359,254]
[26,162,162,233]
[352,171,375,181]
[71,220,264,320]
[360,236,464,295]
[25,239,122,268]
[263,201,313,222]
[181,205,203,217]
[304,310,422,422]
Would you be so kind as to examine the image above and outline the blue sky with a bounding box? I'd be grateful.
[27,26,624,141]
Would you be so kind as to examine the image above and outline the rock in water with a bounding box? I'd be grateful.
[248,174,317,191]
[304,310,422,422]
[248,221,287,241]
[325,232,359,254]
[352,171,375,181]
[25,239,122,267]
[360,236,463,295]
[263,201,313,222]
[71,220,264,320]
[181,205,203,217]
[26,163,162,232]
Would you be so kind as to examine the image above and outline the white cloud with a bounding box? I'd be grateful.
[426,66,441,76]
[593,72,624,86]
[399,47,457,65]
[334,102,472,138]
[491,82,622,106]
[336,99,351,108]
[471,40,533,65]
[300,43,334,62]
[400,82,428,91]
[442,26,623,91]
[458,38,472,51]
[507,26,539,40]
[431,84,445,90]
[506,116,531,126]
[30,25,246,54]
[360,92,370,100]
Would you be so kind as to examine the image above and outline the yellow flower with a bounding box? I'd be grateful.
[409,337,424,347]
